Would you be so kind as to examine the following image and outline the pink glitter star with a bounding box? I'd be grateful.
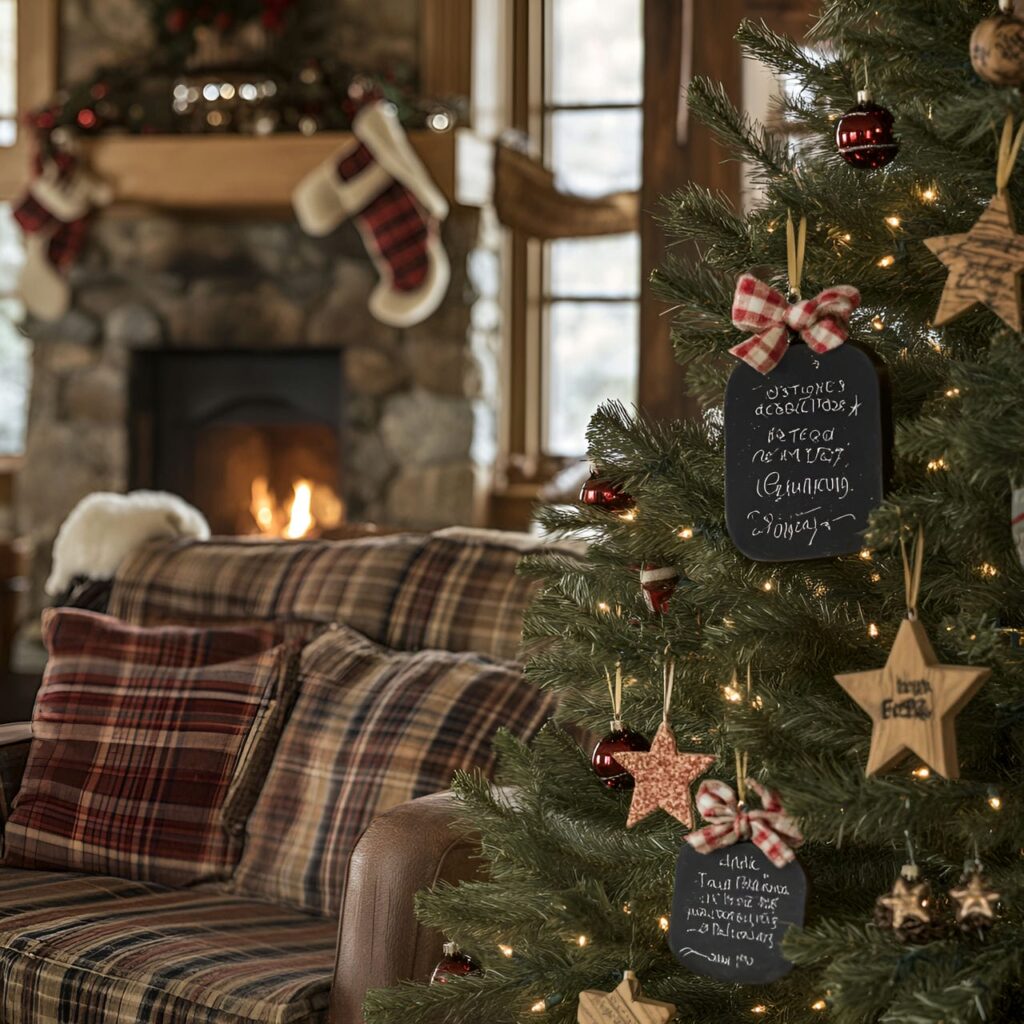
[614,722,715,829]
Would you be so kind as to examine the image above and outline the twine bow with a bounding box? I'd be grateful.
[729,214,860,375]
[686,778,803,868]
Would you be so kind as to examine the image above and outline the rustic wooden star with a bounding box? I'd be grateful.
[577,971,676,1024]
[835,618,990,779]
[950,871,1001,925]
[877,874,931,930]
[924,192,1024,332]
[613,722,715,829]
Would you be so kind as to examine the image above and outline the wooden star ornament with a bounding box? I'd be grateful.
[836,618,990,780]
[613,722,715,828]
[924,192,1024,332]
[577,971,676,1024]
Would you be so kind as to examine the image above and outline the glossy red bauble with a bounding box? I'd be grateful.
[835,91,899,170]
[591,724,650,790]
[640,564,680,615]
[430,943,481,984]
[579,472,634,513]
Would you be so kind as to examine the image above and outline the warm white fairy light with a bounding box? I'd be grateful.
[868,623,880,638]
[762,580,774,592]
[751,1006,768,1016]
[576,935,589,947]
[926,457,949,472]
[622,902,632,915]
[978,563,999,578]
[912,766,931,779]
[877,254,895,268]
[989,794,1003,811]
[859,548,872,560]
[723,683,743,703]
[619,508,637,522]
[841,231,852,242]
[945,387,961,398]
[871,315,885,331]
[920,185,938,203]
[678,526,694,540]
[531,1000,547,1013]
[885,215,901,228]
[811,1000,828,1012]
[870,572,881,583]
[597,601,611,614]
[658,915,670,932]
[498,944,514,958]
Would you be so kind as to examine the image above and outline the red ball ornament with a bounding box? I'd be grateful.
[430,942,481,984]
[640,563,680,615]
[835,90,899,170]
[76,108,98,130]
[580,471,634,513]
[164,7,189,33]
[592,722,650,790]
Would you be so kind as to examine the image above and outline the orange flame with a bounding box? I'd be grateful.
[249,476,344,539]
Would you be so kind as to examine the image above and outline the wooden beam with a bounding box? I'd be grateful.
[638,0,744,423]
[420,0,473,111]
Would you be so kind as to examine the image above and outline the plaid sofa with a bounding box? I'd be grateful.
[0,527,571,1024]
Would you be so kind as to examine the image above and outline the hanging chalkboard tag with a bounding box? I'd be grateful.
[724,339,890,561]
[669,840,807,985]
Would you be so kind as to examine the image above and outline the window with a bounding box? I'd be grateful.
[0,203,25,454]
[504,0,644,466]
[0,0,16,148]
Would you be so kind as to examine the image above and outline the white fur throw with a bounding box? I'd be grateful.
[46,491,210,596]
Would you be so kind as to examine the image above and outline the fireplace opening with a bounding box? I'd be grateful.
[130,350,344,537]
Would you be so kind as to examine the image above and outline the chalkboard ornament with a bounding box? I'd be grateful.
[836,530,990,780]
[576,971,675,1024]
[925,114,1024,332]
[669,778,807,984]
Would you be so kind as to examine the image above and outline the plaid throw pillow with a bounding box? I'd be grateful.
[3,610,297,887]
[231,624,557,915]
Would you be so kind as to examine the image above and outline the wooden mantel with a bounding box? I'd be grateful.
[80,130,457,213]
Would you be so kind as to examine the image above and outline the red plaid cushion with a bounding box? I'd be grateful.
[230,624,557,915]
[3,610,296,887]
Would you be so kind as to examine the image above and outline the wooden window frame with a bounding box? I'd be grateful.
[0,0,59,200]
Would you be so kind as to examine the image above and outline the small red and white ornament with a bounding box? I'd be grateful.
[591,662,649,790]
[430,942,481,984]
[835,89,899,170]
[640,564,679,614]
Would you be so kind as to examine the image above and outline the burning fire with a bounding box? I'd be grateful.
[249,476,344,539]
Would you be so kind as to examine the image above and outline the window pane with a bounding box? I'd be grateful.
[546,301,638,457]
[0,0,15,147]
[549,0,643,105]
[0,204,28,455]
[549,234,640,299]
[548,108,642,196]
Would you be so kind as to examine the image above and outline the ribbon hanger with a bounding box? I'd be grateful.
[899,527,925,621]
[996,113,1024,196]
[605,661,624,729]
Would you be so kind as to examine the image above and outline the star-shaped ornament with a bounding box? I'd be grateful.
[836,617,989,779]
[577,971,676,1024]
[925,191,1024,332]
[950,870,1001,926]
[613,722,715,828]
[877,871,931,930]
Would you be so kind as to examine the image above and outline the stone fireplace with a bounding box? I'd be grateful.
[16,207,493,620]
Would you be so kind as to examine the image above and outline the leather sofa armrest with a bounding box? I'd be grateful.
[331,791,481,1024]
[0,722,33,826]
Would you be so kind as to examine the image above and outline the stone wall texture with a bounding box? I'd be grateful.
[19,0,490,620]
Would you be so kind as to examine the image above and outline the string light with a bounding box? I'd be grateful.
[859,548,872,560]
[498,944,514,958]
[762,580,774,592]
[658,915,670,932]
[751,1007,768,1016]
[871,315,885,331]
[868,623,880,638]
[723,683,743,703]
[884,215,901,228]
[811,1000,828,1012]
[945,387,960,398]
[596,602,611,614]
[619,508,637,522]
[870,572,881,583]
[576,935,589,947]
[978,563,999,578]
[531,1000,547,1014]
[912,766,931,779]
[622,902,632,915]
[841,231,852,243]
[877,254,895,268]
[920,186,938,203]
[678,526,694,540]
[926,457,949,472]
[989,794,1003,811]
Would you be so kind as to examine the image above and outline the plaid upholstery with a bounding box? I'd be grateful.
[108,532,548,661]
[3,610,296,887]
[0,730,31,848]
[231,624,557,915]
[0,868,334,1023]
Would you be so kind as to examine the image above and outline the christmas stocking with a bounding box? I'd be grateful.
[292,100,450,327]
[13,150,112,321]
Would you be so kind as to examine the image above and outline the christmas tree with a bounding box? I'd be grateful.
[365,2,1024,1022]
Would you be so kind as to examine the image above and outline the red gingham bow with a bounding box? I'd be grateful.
[729,273,861,375]
[685,778,803,868]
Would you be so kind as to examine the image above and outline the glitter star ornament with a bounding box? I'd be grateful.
[835,617,989,779]
[925,115,1024,332]
[577,971,675,1024]
[614,722,715,828]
